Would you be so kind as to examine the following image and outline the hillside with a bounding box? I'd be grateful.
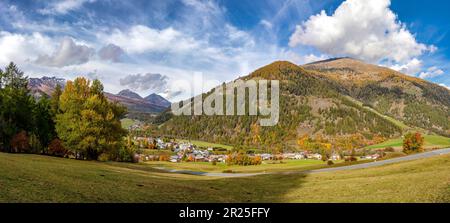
[117,89,144,100]
[145,93,171,108]
[303,58,450,136]
[159,61,403,150]
[158,59,450,150]
[0,152,448,202]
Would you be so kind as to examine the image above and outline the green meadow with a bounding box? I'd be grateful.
[366,134,450,149]
[1,152,448,203]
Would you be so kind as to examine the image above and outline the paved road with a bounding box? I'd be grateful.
[153,148,450,178]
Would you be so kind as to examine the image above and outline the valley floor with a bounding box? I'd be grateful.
[0,152,449,202]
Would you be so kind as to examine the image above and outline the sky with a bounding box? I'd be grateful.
[0,0,449,101]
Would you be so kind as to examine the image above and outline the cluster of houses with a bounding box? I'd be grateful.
[134,137,383,163]
[361,153,382,160]
[134,137,343,163]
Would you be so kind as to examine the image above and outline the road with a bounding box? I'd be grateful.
[153,148,450,178]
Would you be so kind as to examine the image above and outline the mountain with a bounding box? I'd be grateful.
[145,93,171,108]
[117,89,143,100]
[28,77,169,115]
[303,57,450,136]
[157,59,450,150]
[28,76,65,98]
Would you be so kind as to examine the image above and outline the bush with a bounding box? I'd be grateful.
[98,153,110,162]
[48,139,69,157]
[211,160,217,165]
[116,145,136,162]
[159,153,170,161]
[403,132,424,154]
[10,131,30,153]
[327,160,334,165]
[225,152,262,166]
[345,156,358,162]
[384,146,395,152]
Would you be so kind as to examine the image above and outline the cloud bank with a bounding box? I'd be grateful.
[289,0,434,65]
[119,73,169,93]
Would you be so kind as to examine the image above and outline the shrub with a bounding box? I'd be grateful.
[10,131,30,153]
[345,156,357,162]
[48,139,69,157]
[403,132,424,154]
[225,152,262,166]
[116,145,136,162]
[327,160,334,165]
[384,146,395,152]
[211,160,217,165]
[98,153,110,162]
[159,154,170,161]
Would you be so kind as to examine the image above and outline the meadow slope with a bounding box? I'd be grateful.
[0,152,449,202]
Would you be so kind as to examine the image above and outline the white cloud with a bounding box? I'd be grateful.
[100,25,199,54]
[390,58,422,75]
[302,54,328,64]
[98,44,125,62]
[39,0,96,15]
[419,66,445,79]
[35,37,94,67]
[0,31,56,65]
[260,20,273,29]
[439,83,450,90]
[289,0,435,64]
[119,73,168,93]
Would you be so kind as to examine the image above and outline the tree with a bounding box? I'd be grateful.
[2,62,28,90]
[0,62,35,152]
[0,68,4,88]
[33,97,56,151]
[403,132,424,154]
[55,77,127,160]
[50,84,62,116]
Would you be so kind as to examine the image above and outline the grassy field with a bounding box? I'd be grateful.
[366,134,450,149]
[0,152,449,202]
[120,118,136,129]
[145,159,327,173]
[177,139,233,150]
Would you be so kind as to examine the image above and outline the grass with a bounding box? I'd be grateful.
[177,139,233,150]
[120,118,136,129]
[145,159,328,173]
[1,152,449,202]
[366,134,450,149]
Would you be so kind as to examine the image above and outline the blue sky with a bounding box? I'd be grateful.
[0,0,448,100]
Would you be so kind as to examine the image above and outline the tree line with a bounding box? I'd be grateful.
[0,62,133,161]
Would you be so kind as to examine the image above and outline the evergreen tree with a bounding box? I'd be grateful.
[2,62,28,90]
[33,97,56,151]
[0,62,35,152]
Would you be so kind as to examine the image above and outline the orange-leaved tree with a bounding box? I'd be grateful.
[403,132,424,154]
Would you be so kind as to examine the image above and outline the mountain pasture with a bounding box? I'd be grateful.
[0,152,448,203]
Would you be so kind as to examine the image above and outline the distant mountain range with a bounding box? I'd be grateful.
[158,58,450,149]
[28,77,171,114]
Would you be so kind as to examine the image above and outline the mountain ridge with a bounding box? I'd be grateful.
[157,58,450,150]
[28,77,170,115]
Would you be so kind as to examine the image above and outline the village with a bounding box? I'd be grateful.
[132,136,382,164]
